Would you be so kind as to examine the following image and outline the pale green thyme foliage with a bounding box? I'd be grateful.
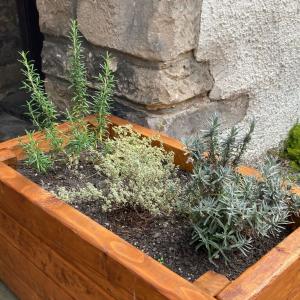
[69,20,90,119]
[21,131,53,173]
[93,52,116,140]
[97,125,181,215]
[55,183,103,204]
[19,51,58,130]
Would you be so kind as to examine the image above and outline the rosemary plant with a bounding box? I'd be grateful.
[19,51,58,130]
[93,52,116,141]
[18,21,116,173]
[66,116,95,166]
[21,131,53,173]
[69,20,90,119]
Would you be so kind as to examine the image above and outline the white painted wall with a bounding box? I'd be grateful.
[195,0,300,160]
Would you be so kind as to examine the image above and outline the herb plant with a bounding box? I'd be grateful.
[19,20,116,173]
[98,126,180,215]
[283,122,300,171]
[186,116,300,262]
[55,126,181,216]
[93,52,115,141]
[21,131,53,173]
[19,51,58,130]
[68,20,90,119]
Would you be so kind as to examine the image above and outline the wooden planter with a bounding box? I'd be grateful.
[0,115,300,300]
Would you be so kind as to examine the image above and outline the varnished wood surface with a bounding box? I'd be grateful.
[217,228,300,300]
[0,232,74,300]
[194,271,230,297]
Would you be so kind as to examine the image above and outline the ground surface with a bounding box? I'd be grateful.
[0,282,17,299]
[19,159,291,281]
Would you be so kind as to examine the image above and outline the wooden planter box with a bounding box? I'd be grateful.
[0,115,300,300]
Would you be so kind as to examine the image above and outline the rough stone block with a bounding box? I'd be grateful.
[112,96,249,140]
[0,2,19,36]
[44,76,248,140]
[77,0,202,61]
[42,39,213,107]
[0,38,20,66]
[0,111,33,142]
[0,63,22,90]
[36,0,75,36]
[44,77,72,113]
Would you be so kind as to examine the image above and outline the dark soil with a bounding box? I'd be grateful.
[18,160,291,281]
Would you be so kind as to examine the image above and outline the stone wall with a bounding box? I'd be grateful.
[36,0,299,157]
[37,0,248,140]
[0,0,22,101]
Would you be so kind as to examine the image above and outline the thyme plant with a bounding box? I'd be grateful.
[97,126,181,215]
[186,116,300,262]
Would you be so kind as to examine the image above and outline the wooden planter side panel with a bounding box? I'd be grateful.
[0,162,213,300]
[217,227,300,300]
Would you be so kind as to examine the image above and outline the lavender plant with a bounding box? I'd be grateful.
[186,116,300,262]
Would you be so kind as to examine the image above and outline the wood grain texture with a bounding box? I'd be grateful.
[0,149,17,168]
[0,263,41,300]
[0,208,121,300]
[217,227,300,300]
[0,162,213,300]
[194,271,230,297]
[0,232,74,300]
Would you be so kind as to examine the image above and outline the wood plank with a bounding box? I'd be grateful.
[217,227,300,300]
[0,162,213,300]
[0,149,17,168]
[0,263,41,300]
[0,208,123,300]
[0,232,74,300]
[194,271,230,297]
